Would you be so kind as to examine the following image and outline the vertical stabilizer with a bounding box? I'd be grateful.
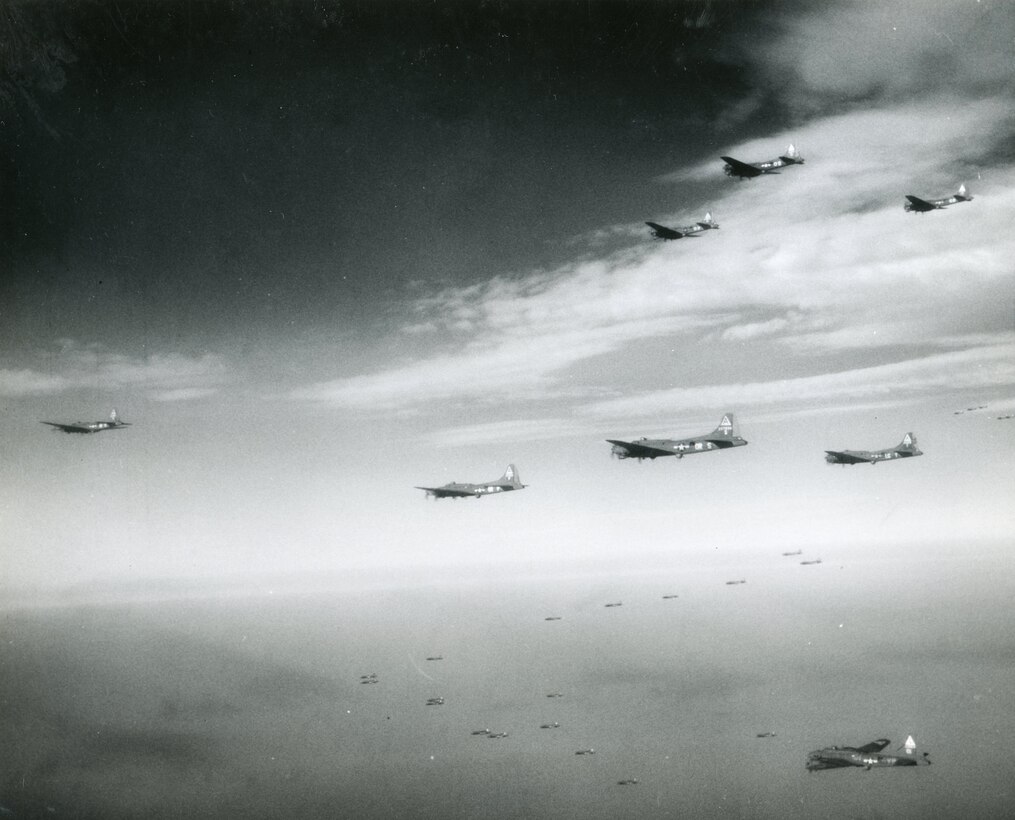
[903,736,917,755]
[110,409,119,423]
[501,464,523,487]
[713,413,736,437]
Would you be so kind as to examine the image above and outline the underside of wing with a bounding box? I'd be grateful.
[721,156,762,177]
[905,195,935,210]
[607,439,673,459]
[42,422,85,432]
[825,450,869,463]
[856,739,891,754]
[416,487,476,497]
[646,222,682,239]
[806,758,852,771]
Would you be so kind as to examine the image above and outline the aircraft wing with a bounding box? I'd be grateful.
[645,222,683,240]
[41,422,86,432]
[720,156,763,178]
[905,195,937,211]
[855,739,891,754]
[416,486,476,498]
[825,450,872,464]
[607,439,675,459]
[805,757,854,771]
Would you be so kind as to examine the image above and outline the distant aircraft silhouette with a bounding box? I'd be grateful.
[825,433,922,465]
[608,413,746,461]
[41,409,131,434]
[807,737,930,771]
[721,144,804,179]
[416,464,526,499]
[905,184,972,212]
[645,211,719,240]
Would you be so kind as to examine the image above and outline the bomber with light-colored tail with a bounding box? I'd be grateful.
[904,183,973,212]
[807,736,931,771]
[607,413,747,461]
[825,433,922,465]
[41,409,131,434]
[721,144,804,179]
[416,464,526,499]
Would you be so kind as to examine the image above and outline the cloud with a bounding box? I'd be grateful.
[149,387,220,402]
[2,342,231,398]
[0,368,72,397]
[290,5,1015,419]
[424,418,577,448]
[582,342,1015,420]
[746,0,1014,112]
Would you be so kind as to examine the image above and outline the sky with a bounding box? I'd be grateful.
[2,0,1014,600]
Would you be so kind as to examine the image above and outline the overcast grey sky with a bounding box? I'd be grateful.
[2,0,1013,599]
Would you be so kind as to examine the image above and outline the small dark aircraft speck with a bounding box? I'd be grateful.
[608,413,746,461]
[825,433,922,465]
[782,550,802,556]
[800,559,822,566]
[721,144,804,179]
[416,464,526,499]
[904,184,972,212]
[807,737,930,771]
[41,409,130,434]
[645,211,718,240]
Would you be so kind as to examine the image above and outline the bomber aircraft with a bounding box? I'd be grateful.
[41,409,130,434]
[904,183,972,212]
[721,144,804,179]
[807,737,930,771]
[825,433,922,465]
[608,413,747,461]
[645,211,718,240]
[416,464,526,499]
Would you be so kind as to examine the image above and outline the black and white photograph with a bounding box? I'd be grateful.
[2,1,1014,817]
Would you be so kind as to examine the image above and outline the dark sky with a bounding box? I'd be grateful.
[4,1,777,350]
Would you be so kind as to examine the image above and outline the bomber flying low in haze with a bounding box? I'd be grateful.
[645,211,718,240]
[721,144,804,179]
[825,433,922,465]
[904,183,972,212]
[608,413,747,461]
[807,737,930,771]
[416,464,526,499]
[41,409,131,434]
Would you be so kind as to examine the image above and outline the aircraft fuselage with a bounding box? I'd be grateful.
[807,749,923,771]
[610,436,746,460]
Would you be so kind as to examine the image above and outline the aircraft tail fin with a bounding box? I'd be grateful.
[711,413,737,438]
[957,183,972,200]
[781,143,802,163]
[500,464,524,488]
[897,432,920,452]
[699,211,718,229]
[111,409,118,423]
